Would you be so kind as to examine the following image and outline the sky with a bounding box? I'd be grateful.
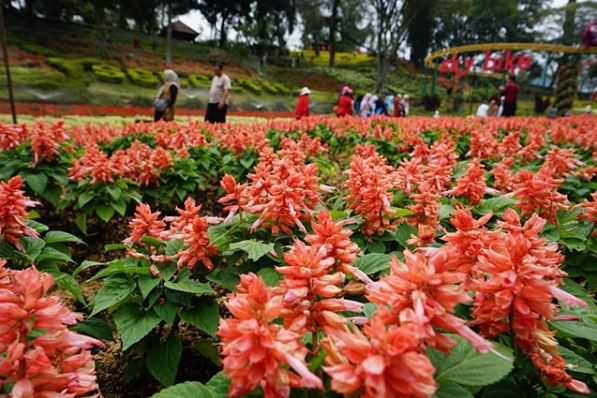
[179,0,583,50]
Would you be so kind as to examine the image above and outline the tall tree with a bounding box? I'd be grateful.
[370,0,410,92]
[328,0,340,66]
[405,0,436,67]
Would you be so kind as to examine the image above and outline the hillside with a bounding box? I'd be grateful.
[1,14,501,115]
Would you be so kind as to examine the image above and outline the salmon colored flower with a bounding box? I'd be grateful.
[446,158,487,205]
[581,192,597,223]
[512,168,568,222]
[471,209,589,394]
[219,273,322,398]
[123,203,166,244]
[368,251,492,353]
[323,315,437,398]
[0,123,28,150]
[0,176,39,249]
[543,147,581,178]
[176,215,218,270]
[30,121,67,165]
[492,157,514,191]
[0,262,103,398]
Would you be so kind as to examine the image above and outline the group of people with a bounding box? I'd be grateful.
[154,63,231,124]
[475,74,520,118]
[295,86,411,120]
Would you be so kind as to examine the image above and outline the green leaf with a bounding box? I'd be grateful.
[434,381,474,398]
[355,253,391,275]
[559,346,595,374]
[22,237,46,262]
[138,275,161,299]
[75,212,87,235]
[363,303,378,319]
[150,382,214,398]
[73,260,103,278]
[433,337,513,386]
[106,186,122,200]
[180,301,219,336]
[78,191,95,208]
[91,275,136,317]
[96,204,115,223]
[367,240,385,253]
[154,302,177,325]
[394,223,417,247]
[165,239,185,256]
[257,268,281,287]
[229,239,274,262]
[112,200,127,216]
[476,195,517,215]
[45,231,84,245]
[147,334,183,387]
[89,259,150,281]
[24,173,48,195]
[439,203,455,220]
[206,372,230,397]
[551,321,597,342]
[72,319,113,341]
[104,243,127,252]
[207,266,243,291]
[54,273,86,304]
[165,278,214,296]
[36,247,72,265]
[27,220,49,233]
[195,341,221,367]
[113,304,161,351]
[393,207,415,217]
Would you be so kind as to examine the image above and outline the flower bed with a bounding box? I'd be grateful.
[0,115,596,398]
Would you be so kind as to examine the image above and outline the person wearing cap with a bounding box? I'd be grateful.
[295,87,311,120]
[336,86,354,117]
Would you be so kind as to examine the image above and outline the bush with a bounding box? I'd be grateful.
[92,64,126,84]
[259,80,280,95]
[239,79,262,95]
[188,74,211,88]
[47,57,85,79]
[127,68,160,88]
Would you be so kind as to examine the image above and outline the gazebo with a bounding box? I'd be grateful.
[160,21,198,42]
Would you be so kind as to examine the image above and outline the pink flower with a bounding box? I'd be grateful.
[0,176,39,249]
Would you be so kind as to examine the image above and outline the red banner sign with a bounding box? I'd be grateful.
[439,50,533,77]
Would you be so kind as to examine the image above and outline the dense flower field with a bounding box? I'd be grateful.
[0,115,596,398]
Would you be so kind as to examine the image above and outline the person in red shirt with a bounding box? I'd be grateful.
[336,86,354,117]
[502,75,520,117]
[295,87,310,120]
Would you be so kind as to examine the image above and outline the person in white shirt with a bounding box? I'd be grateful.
[476,101,489,117]
[205,63,231,123]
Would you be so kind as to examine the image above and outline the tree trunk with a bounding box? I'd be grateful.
[554,0,578,114]
[219,15,228,48]
[165,3,172,65]
[329,0,340,67]
[376,52,388,93]
[24,0,35,25]
[118,2,127,30]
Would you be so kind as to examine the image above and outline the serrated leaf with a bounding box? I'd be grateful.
[72,319,113,341]
[433,337,513,386]
[96,204,115,223]
[165,278,214,295]
[138,275,161,299]
[24,173,48,195]
[355,253,391,275]
[395,223,417,247]
[154,302,177,325]
[147,334,182,387]
[257,268,281,287]
[45,231,84,245]
[434,381,474,398]
[477,195,517,215]
[89,259,150,281]
[180,301,219,336]
[207,266,242,291]
[150,382,214,398]
[551,321,597,342]
[114,304,161,351]
[91,275,135,317]
[229,239,274,262]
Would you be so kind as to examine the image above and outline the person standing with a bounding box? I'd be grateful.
[154,69,179,122]
[476,100,489,117]
[205,63,231,123]
[402,95,410,116]
[336,86,354,117]
[360,93,372,117]
[295,87,310,120]
[393,95,402,117]
[502,75,519,117]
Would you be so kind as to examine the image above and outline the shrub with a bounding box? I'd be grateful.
[47,57,85,79]
[92,64,126,84]
[259,80,280,95]
[239,79,262,95]
[188,74,211,88]
[128,68,160,88]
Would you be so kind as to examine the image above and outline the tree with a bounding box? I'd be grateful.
[370,0,410,92]
[554,0,578,115]
[328,0,340,66]
[405,0,436,67]
[198,0,251,48]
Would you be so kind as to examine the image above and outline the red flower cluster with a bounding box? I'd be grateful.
[218,273,322,398]
[30,121,67,165]
[219,149,320,235]
[0,261,103,397]
[0,123,28,151]
[446,158,487,205]
[512,168,568,222]
[0,176,39,249]
[124,200,218,271]
[471,209,589,393]
[69,141,172,186]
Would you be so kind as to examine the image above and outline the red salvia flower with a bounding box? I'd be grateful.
[512,168,568,222]
[446,158,487,205]
[0,176,39,249]
[177,215,218,270]
[123,203,166,244]
[0,262,103,398]
[219,273,322,398]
